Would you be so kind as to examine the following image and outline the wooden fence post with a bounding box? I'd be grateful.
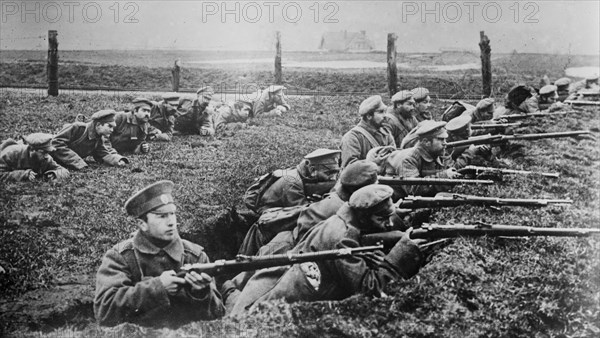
[274,31,282,85]
[47,30,58,96]
[171,59,181,92]
[387,33,398,96]
[479,31,492,97]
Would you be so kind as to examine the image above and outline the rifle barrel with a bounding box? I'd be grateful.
[471,123,522,129]
[362,224,600,249]
[397,195,572,208]
[505,130,590,141]
[178,244,384,276]
[459,165,560,178]
[565,100,600,106]
[378,176,495,186]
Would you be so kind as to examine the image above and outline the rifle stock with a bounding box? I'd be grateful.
[397,193,572,209]
[177,244,384,277]
[378,176,495,186]
[446,130,590,149]
[362,224,600,250]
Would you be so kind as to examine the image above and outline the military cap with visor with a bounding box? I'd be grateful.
[411,87,430,102]
[91,109,117,124]
[391,90,413,103]
[304,148,341,164]
[539,85,558,96]
[132,98,153,109]
[349,184,395,216]
[416,120,448,139]
[446,115,472,134]
[125,180,175,218]
[23,133,56,152]
[359,95,387,116]
[340,160,379,187]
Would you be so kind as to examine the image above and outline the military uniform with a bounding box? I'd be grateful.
[493,85,539,119]
[149,98,178,141]
[51,110,126,170]
[253,85,291,116]
[212,100,253,130]
[341,96,396,168]
[228,185,423,315]
[174,100,215,136]
[94,231,225,327]
[384,90,419,147]
[554,77,571,102]
[94,180,225,327]
[1,133,69,182]
[538,85,567,112]
[111,111,150,154]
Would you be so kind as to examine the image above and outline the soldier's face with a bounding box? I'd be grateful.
[396,99,416,116]
[427,135,447,156]
[367,213,393,232]
[416,97,432,113]
[95,121,116,137]
[134,106,151,123]
[271,91,284,104]
[30,149,51,161]
[369,108,387,128]
[309,160,340,182]
[140,204,178,242]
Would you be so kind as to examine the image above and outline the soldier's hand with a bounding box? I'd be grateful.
[45,172,57,181]
[160,270,186,296]
[141,143,150,153]
[185,271,212,294]
[27,170,37,181]
[117,159,128,167]
[446,168,463,179]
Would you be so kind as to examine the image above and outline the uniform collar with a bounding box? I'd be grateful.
[85,122,98,140]
[133,230,184,262]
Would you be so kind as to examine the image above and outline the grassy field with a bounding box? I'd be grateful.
[0,83,599,337]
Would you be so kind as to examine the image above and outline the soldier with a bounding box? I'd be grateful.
[554,77,571,102]
[412,87,433,122]
[238,149,342,255]
[384,90,418,147]
[148,94,180,142]
[1,133,69,182]
[493,84,540,119]
[94,180,225,327]
[381,121,462,198]
[212,98,254,132]
[222,160,382,298]
[253,85,291,116]
[441,100,476,122]
[174,87,215,136]
[111,98,152,154]
[227,184,425,315]
[467,98,496,123]
[340,95,396,168]
[538,85,567,112]
[445,114,493,169]
[51,110,128,170]
[568,74,600,95]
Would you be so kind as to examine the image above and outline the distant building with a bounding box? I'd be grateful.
[319,31,374,52]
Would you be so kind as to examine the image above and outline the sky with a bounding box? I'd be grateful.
[1,0,599,54]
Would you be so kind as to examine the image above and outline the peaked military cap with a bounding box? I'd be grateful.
[359,95,387,116]
[416,120,448,139]
[585,74,599,81]
[476,98,495,111]
[178,97,193,106]
[266,85,286,93]
[391,90,413,103]
[91,109,117,124]
[340,160,379,187]
[132,98,153,109]
[197,86,214,95]
[162,93,180,102]
[125,180,175,218]
[554,77,571,87]
[304,148,341,164]
[507,85,533,106]
[539,85,558,96]
[23,133,55,152]
[411,87,430,102]
[349,184,394,214]
[446,115,472,134]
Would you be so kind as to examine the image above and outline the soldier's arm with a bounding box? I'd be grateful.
[340,132,363,168]
[51,124,89,170]
[0,151,32,182]
[39,155,70,180]
[94,248,170,327]
[180,251,225,320]
[93,138,129,166]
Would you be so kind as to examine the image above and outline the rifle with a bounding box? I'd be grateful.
[177,244,384,277]
[378,176,495,186]
[396,192,572,209]
[362,223,600,250]
[446,130,591,149]
[470,122,523,130]
[458,165,560,178]
[498,110,583,121]
[564,100,600,106]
